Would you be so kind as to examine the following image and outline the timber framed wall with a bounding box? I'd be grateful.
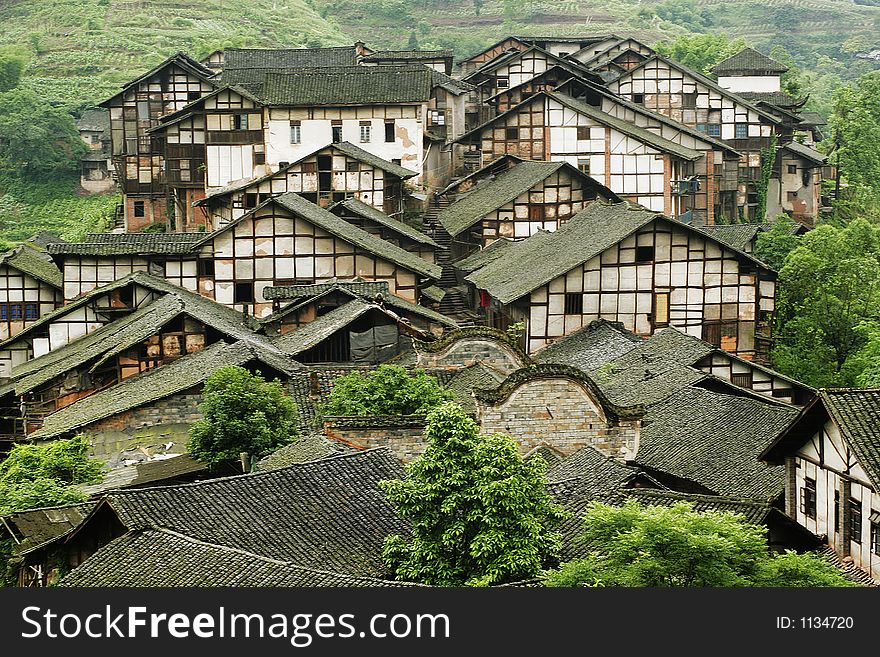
[519,218,774,358]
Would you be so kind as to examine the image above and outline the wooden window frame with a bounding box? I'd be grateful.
[564,292,583,315]
[850,498,862,543]
[133,200,145,217]
[800,477,817,519]
[385,120,395,143]
[290,121,302,144]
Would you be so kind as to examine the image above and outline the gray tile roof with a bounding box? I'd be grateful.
[75,109,110,133]
[467,200,772,304]
[547,444,641,485]
[1,503,96,551]
[223,46,360,70]
[452,238,517,273]
[442,363,505,414]
[738,91,803,109]
[29,340,301,441]
[274,299,391,356]
[47,232,205,256]
[201,192,441,280]
[636,386,798,501]
[783,140,827,165]
[546,91,703,161]
[439,161,569,237]
[264,279,392,302]
[466,201,662,303]
[59,528,414,587]
[712,47,788,75]
[534,319,642,371]
[79,455,207,495]
[261,65,453,106]
[697,224,763,253]
[100,447,408,577]
[0,243,62,288]
[255,434,357,471]
[362,49,452,62]
[820,389,880,490]
[333,197,438,246]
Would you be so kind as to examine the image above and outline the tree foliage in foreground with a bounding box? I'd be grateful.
[187,366,300,465]
[544,501,854,587]
[319,364,453,418]
[771,218,880,388]
[380,402,567,586]
[0,88,86,178]
[0,436,104,515]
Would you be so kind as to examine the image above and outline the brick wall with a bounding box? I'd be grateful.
[477,377,640,458]
[76,391,203,467]
[323,416,426,463]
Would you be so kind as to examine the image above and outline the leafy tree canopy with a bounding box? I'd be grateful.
[0,436,104,515]
[187,366,300,465]
[754,216,802,271]
[654,33,747,75]
[771,218,880,387]
[544,500,854,587]
[318,364,453,417]
[381,402,567,586]
[0,88,86,178]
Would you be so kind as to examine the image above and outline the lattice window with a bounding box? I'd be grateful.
[800,478,817,519]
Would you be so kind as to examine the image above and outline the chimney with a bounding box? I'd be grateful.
[240,452,251,473]
[355,41,368,58]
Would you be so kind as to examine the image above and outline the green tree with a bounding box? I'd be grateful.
[544,500,854,587]
[407,31,419,50]
[0,88,86,177]
[380,402,567,586]
[769,45,808,99]
[0,436,104,515]
[318,364,453,417]
[654,33,747,75]
[828,71,880,214]
[187,366,300,465]
[754,217,801,271]
[0,46,28,93]
[772,218,880,387]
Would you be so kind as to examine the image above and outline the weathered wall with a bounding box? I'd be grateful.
[323,416,425,463]
[71,391,203,467]
[476,376,639,458]
[415,329,528,375]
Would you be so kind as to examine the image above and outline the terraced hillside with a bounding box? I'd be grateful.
[316,0,880,72]
[0,0,346,109]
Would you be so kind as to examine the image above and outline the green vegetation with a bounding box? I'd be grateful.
[380,402,567,586]
[544,500,854,587]
[771,219,880,389]
[0,436,104,515]
[654,33,746,75]
[318,364,453,417]
[187,366,300,465]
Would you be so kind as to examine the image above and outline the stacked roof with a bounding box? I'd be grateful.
[0,243,62,288]
[712,47,789,76]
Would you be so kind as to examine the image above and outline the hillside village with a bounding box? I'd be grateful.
[0,35,878,588]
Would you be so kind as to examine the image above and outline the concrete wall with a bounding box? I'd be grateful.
[323,416,425,463]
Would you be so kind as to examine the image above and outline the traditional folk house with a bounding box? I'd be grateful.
[75,109,114,193]
[9,447,407,586]
[457,35,618,77]
[606,53,786,222]
[461,45,602,129]
[437,157,619,256]
[24,340,299,456]
[0,281,288,441]
[360,49,454,74]
[98,52,216,231]
[461,91,716,222]
[465,201,777,358]
[49,193,441,317]
[699,219,807,255]
[261,279,457,338]
[761,389,880,583]
[0,244,64,365]
[192,141,419,229]
[570,37,657,77]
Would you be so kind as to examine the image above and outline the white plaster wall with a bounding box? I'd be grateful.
[717,75,780,93]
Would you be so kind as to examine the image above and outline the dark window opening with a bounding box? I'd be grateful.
[529,205,545,221]
[505,127,518,140]
[835,490,841,533]
[731,372,753,388]
[385,121,395,143]
[801,477,817,519]
[496,77,509,89]
[234,283,255,303]
[232,114,248,130]
[198,259,215,277]
[564,293,583,315]
[872,521,880,556]
[244,193,258,209]
[187,91,201,102]
[850,499,862,543]
[332,126,343,143]
[633,93,644,104]
[346,161,359,173]
[133,201,145,217]
[254,149,265,165]
[787,164,797,174]
[576,126,590,140]
[635,245,655,262]
[682,92,697,109]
